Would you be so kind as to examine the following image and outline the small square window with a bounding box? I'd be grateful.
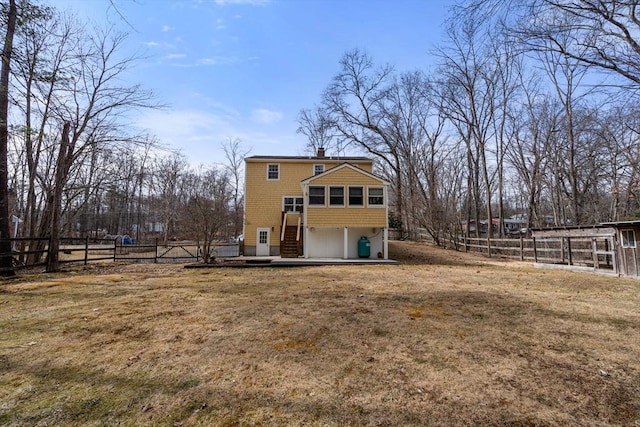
[314,164,325,176]
[621,229,636,248]
[309,186,325,206]
[267,164,279,180]
[329,186,344,206]
[368,187,384,206]
[348,186,364,206]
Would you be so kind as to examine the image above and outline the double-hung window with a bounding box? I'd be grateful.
[283,196,304,213]
[348,186,364,207]
[309,186,325,206]
[314,164,325,176]
[368,187,384,206]
[267,163,279,180]
[329,186,344,206]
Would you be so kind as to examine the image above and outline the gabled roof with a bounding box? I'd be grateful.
[300,162,389,185]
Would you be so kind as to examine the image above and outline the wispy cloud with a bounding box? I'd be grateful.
[251,108,283,124]
[165,53,187,60]
[198,56,238,65]
[135,108,288,165]
[162,25,173,32]
[144,41,161,47]
[213,0,270,5]
[215,18,225,30]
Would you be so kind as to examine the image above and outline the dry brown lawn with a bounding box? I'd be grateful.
[0,241,639,426]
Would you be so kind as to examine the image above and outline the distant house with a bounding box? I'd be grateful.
[243,148,390,259]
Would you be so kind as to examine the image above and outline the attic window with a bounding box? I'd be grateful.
[621,229,636,248]
[314,164,325,175]
[267,164,279,180]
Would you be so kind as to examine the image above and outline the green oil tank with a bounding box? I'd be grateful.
[358,236,371,258]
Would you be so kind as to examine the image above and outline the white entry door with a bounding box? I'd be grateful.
[256,228,270,256]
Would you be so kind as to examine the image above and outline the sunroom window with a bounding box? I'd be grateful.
[329,186,344,206]
[368,187,384,206]
[309,186,325,206]
[348,186,364,206]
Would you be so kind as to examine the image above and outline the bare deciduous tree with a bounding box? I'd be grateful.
[0,0,16,276]
[222,137,250,240]
[183,167,232,263]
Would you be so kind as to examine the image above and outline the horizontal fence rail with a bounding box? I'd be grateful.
[416,229,616,273]
[0,237,240,271]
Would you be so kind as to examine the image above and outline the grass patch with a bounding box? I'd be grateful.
[0,241,639,426]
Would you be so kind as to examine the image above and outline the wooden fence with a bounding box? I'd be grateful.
[0,237,240,272]
[417,229,616,272]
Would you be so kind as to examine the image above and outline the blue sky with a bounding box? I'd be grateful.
[58,0,454,166]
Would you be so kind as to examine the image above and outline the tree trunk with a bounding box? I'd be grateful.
[46,122,71,272]
[0,0,17,277]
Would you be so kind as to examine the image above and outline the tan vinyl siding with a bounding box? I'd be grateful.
[244,158,373,247]
[306,208,386,227]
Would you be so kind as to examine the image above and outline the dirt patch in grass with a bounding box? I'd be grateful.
[1,241,639,426]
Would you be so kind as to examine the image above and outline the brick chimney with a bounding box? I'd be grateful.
[317,147,325,157]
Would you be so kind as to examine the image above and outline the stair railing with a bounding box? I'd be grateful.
[281,212,287,242]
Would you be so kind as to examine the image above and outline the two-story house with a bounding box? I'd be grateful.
[243,148,390,259]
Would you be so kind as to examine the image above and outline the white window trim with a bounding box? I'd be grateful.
[329,185,345,207]
[367,186,385,208]
[348,185,365,208]
[308,185,326,207]
[282,196,304,213]
[266,163,280,181]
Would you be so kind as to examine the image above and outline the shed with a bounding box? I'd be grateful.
[531,220,640,278]
[601,220,640,277]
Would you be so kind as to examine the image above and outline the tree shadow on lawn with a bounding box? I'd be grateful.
[389,240,502,268]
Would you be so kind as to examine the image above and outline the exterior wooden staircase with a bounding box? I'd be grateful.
[281,226,299,258]
[280,212,302,258]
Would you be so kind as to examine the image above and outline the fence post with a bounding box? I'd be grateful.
[154,238,158,263]
[113,237,117,262]
[487,237,492,258]
[84,236,89,266]
[464,233,469,252]
[533,236,538,263]
[567,237,573,265]
[520,235,524,261]
[592,238,599,270]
